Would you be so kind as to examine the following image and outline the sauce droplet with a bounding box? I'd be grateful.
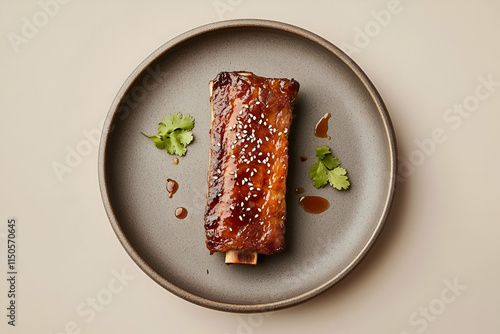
[314,113,331,140]
[294,187,305,195]
[175,207,188,219]
[166,179,179,198]
[300,155,308,162]
[299,196,330,214]
[173,158,179,165]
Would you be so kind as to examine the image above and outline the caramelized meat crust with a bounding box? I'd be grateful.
[205,72,299,255]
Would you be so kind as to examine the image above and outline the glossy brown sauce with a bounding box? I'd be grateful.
[300,155,308,162]
[175,207,188,219]
[294,187,305,195]
[205,72,300,255]
[315,113,331,140]
[172,158,179,165]
[299,196,330,214]
[166,178,179,198]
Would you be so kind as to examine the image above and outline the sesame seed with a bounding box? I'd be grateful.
[258,152,263,156]
[284,128,288,134]
[267,163,271,167]
[239,216,243,221]
[256,101,261,105]
[249,187,254,190]
[265,137,269,141]
[248,182,253,186]
[246,208,251,211]
[258,120,262,124]
[213,176,218,179]
[250,172,254,177]
[268,185,273,189]
[231,154,236,158]
[230,205,235,210]
[278,132,282,136]
[256,187,261,191]
[255,214,259,218]
[267,170,271,174]
[253,194,258,197]
[217,143,221,147]
[257,208,261,212]
[241,202,244,207]
[229,227,233,231]
[239,110,243,114]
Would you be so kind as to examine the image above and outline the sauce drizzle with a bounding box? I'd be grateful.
[175,207,188,219]
[294,187,305,195]
[314,113,331,140]
[166,179,179,198]
[299,196,330,214]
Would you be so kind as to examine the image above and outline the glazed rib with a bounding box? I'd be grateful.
[205,72,300,261]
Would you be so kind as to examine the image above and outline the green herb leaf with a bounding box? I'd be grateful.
[310,161,329,188]
[326,167,350,190]
[141,133,165,149]
[142,113,195,156]
[161,112,195,133]
[310,146,350,190]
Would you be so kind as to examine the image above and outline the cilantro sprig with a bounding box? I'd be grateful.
[141,112,195,156]
[310,146,350,190]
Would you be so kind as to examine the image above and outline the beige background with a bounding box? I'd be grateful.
[1,0,499,333]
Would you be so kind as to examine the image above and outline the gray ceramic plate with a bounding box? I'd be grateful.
[98,19,396,312]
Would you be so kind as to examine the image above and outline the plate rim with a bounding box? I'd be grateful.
[98,19,397,313]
